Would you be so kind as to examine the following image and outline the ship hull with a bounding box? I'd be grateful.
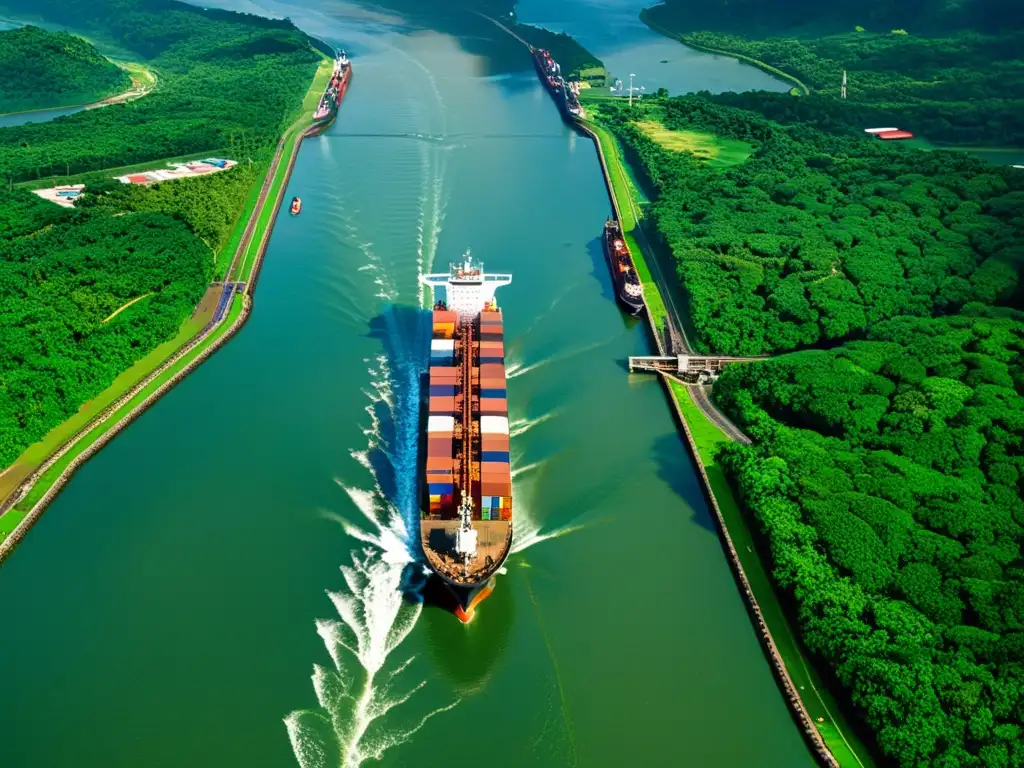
[603,228,645,315]
[310,62,352,135]
[419,271,514,623]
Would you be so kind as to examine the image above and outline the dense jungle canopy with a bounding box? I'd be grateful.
[0,25,131,114]
[0,0,319,466]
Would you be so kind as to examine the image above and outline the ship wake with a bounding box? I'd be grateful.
[287,334,458,768]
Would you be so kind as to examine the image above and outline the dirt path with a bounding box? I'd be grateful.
[102,293,153,323]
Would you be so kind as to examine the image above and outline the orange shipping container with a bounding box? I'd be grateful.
[480,398,508,415]
[430,366,459,379]
[481,434,510,452]
[480,461,511,476]
[481,482,512,496]
[433,310,458,324]
[426,457,455,471]
[429,396,457,413]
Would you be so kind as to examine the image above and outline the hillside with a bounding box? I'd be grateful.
[0,0,320,467]
[0,25,131,113]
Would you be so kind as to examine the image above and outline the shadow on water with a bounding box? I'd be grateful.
[585,234,617,307]
[421,573,516,692]
[650,431,717,534]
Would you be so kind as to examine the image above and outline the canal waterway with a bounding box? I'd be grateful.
[0,2,814,766]
[0,105,85,127]
[514,0,791,95]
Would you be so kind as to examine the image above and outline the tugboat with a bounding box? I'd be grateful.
[603,219,644,315]
[290,197,302,215]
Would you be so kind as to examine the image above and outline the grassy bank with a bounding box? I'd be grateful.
[666,379,874,767]
[579,113,670,333]
[0,59,332,548]
[639,8,810,95]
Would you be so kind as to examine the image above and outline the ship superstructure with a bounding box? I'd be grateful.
[603,219,644,315]
[419,255,513,622]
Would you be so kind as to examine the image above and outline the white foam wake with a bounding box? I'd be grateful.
[287,333,456,768]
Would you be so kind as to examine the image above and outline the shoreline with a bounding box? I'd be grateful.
[573,106,865,766]
[638,9,810,96]
[0,58,341,564]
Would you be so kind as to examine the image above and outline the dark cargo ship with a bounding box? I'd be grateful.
[603,219,644,315]
[530,46,585,122]
[419,255,514,623]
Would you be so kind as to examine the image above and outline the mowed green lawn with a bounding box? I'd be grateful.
[633,120,752,168]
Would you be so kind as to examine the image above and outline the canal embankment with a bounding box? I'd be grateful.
[576,99,873,768]
[637,8,810,96]
[0,56,341,561]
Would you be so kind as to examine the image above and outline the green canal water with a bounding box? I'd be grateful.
[0,2,815,766]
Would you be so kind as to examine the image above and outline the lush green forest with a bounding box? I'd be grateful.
[644,0,1023,35]
[79,165,260,254]
[714,309,1024,768]
[595,96,1023,355]
[0,190,210,465]
[0,0,319,466]
[0,25,131,113]
[593,47,1024,765]
[643,1,1024,146]
[0,0,320,182]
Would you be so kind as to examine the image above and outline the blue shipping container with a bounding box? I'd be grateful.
[428,483,454,495]
[479,356,504,364]
[429,385,458,396]
[481,451,511,463]
[480,388,507,398]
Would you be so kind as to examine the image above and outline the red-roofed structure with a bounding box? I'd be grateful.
[877,130,914,140]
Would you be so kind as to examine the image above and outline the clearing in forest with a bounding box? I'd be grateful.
[633,120,752,168]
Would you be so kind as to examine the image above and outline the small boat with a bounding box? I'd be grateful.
[290,197,302,215]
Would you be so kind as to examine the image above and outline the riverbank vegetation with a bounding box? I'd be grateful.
[0,190,210,466]
[596,86,1024,765]
[642,0,1024,147]
[715,309,1024,768]
[0,0,321,471]
[0,0,320,182]
[593,96,1022,356]
[0,25,131,113]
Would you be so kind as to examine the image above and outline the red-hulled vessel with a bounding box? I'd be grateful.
[603,218,644,315]
[419,254,514,623]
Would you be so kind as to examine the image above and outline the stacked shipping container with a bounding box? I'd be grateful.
[427,309,459,516]
[477,310,512,521]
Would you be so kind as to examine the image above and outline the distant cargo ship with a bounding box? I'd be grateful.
[530,46,585,122]
[603,219,644,315]
[313,50,351,124]
[419,255,514,623]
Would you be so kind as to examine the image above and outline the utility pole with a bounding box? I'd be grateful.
[626,74,645,106]
[841,70,847,100]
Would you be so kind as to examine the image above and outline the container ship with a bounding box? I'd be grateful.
[419,255,514,623]
[530,47,585,122]
[603,219,644,315]
[312,50,351,125]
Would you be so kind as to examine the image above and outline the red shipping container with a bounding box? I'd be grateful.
[427,439,454,457]
[480,398,508,414]
[429,396,457,413]
[479,363,506,378]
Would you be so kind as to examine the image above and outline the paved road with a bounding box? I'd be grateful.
[688,381,751,444]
